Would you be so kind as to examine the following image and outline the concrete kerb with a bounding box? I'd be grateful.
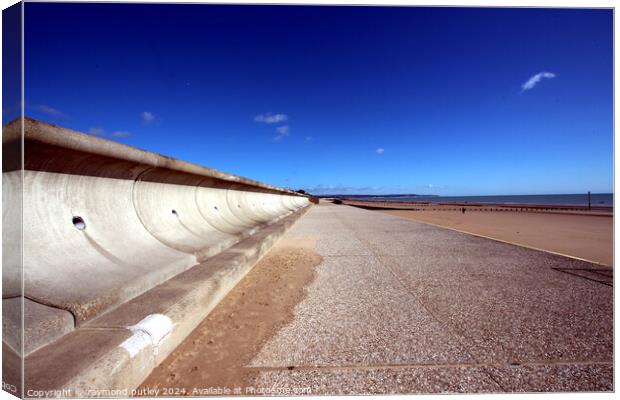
[23,205,311,398]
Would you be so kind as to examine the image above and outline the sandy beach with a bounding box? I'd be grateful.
[371,208,613,266]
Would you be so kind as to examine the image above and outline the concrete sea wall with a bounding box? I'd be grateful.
[2,118,310,396]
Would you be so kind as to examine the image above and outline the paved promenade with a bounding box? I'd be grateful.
[247,203,612,394]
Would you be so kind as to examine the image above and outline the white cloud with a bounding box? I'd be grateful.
[255,112,288,124]
[273,125,290,141]
[111,130,130,137]
[88,127,105,135]
[521,72,556,92]
[32,104,65,118]
[141,111,155,123]
[376,147,385,155]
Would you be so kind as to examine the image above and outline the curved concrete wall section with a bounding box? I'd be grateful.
[3,118,310,352]
[2,170,22,298]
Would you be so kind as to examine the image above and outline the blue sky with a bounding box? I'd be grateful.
[12,4,613,195]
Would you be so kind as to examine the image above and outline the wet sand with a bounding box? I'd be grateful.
[137,237,322,396]
[378,209,613,266]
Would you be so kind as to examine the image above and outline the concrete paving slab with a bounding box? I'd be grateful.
[251,366,502,395]
[484,363,613,392]
[249,255,474,367]
[321,204,613,364]
[389,255,613,364]
[246,203,613,393]
[314,237,374,256]
[284,214,349,237]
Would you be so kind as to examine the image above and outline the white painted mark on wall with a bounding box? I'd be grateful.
[119,314,173,358]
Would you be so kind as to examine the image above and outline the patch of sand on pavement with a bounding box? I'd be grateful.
[137,237,322,396]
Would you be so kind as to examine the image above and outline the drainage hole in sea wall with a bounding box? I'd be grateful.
[72,216,86,230]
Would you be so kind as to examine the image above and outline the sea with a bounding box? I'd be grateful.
[352,193,614,206]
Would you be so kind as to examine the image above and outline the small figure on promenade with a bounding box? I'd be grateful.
[461,207,466,214]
